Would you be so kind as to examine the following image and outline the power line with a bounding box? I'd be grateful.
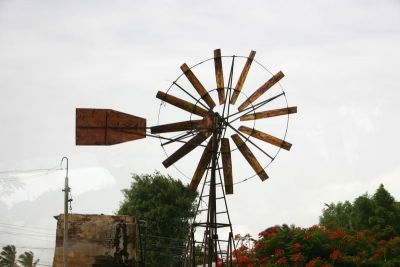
[0,225,54,235]
[0,166,62,174]
[0,165,63,181]
[0,229,54,237]
[0,231,55,242]
[0,243,53,250]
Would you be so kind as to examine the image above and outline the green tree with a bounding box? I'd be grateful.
[17,251,39,267]
[118,172,198,267]
[320,201,354,230]
[320,184,400,234]
[371,184,400,232]
[352,193,375,230]
[0,245,17,267]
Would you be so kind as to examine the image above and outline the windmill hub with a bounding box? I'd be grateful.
[212,112,222,130]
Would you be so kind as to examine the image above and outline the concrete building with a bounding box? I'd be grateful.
[53,214,137,267]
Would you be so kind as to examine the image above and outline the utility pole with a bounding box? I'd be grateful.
[61,157,70,267]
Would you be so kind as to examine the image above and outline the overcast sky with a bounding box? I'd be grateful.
[1,0,400,264]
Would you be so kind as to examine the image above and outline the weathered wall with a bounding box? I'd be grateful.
[53,214,137,267]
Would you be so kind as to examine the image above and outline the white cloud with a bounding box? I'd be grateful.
[0,167,115,208]
[338,104,375,133]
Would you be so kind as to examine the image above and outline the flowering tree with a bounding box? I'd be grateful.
[230,185,400,266]
[233,225,400,266]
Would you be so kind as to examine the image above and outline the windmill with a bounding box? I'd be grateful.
[76,49,297,266]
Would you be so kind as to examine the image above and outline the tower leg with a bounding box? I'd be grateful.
[183,113,237,267]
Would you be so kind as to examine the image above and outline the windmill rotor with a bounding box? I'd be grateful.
[156,50,296,188]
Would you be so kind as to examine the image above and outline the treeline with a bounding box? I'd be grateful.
[0,245,39,267]
[233,184,400,266]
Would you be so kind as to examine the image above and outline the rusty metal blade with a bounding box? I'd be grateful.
[214,49,225,105]
[162,132,211,168]
[151,113,213,134]
[76,108,146,146]
[231,134,268,181]
[230,50,256,105]
[238,126,292,151]
[238,71,285,111]
[221,138,233,194]
[240,107,297,121]
[151,120,202,134]
[189,139,213,192]
[181,63,216,109]
[156,91,209,117]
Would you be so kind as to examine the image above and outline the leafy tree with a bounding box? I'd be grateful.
[240,225,400,266]
[320,184,400,234]
[0,245,17,267]
[17,251,39,267]
[352,193,375,230]
[118,171,198,267]
[371,184,400,232]
[320,201,354,231]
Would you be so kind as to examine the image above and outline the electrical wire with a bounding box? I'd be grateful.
[0,225,54,236]
[0,222,54,232]
[0,243,53,250]
[0,232,54,241]
[0,165,63,181]
[0,165,62,174]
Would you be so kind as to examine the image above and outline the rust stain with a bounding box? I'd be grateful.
[53,214,137,267]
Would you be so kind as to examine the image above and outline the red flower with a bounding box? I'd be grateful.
[271,225,281,231]
[328,229,344,240]
[237,255,248,264]
[268,232,277,238]
[276,256,287,265]
[259,230,268,237]
[303,226,320,240]
[330,249,340,261]
[305,257,321,267]
[254,241,264,250]
[259,226,281,239]
[275,248,284,257]
[356,231,365,240]
[293,242,301,251]
[373,247,386,260]
[293,253,302,262]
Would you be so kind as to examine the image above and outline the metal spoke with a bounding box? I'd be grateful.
[225,122,274,160]
[221,56,235,120]
[226,92,284,124]
[160,131,197,146]
[173,81,210,111]
[221,56,235,140]
[148,132,205,147]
